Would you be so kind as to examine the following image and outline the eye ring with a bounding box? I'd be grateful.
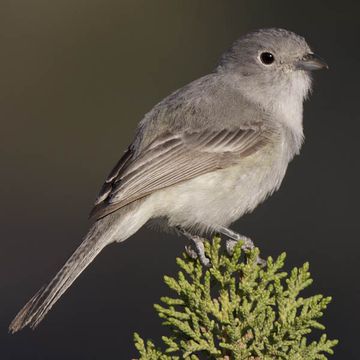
[260,52,275,65]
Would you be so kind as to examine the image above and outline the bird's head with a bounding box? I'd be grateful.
[218,28,328,105]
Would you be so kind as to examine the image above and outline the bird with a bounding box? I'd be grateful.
[9,28,328,333]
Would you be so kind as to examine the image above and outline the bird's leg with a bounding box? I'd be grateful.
[177,228,211,267]
[217,226,266,266]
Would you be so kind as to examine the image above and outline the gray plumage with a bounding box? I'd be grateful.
[9,28,327,333]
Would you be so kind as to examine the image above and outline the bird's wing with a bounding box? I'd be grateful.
[90,124,277,219]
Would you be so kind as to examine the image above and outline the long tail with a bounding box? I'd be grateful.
[9,221,110,333]
[9,201,148,333]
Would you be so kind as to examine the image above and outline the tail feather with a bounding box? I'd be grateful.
[9,199,150,333]
[9,222,110,333]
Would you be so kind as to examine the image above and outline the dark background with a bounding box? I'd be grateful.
[1,0,359,358]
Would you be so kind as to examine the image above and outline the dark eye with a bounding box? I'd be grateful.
[260,52,275,65]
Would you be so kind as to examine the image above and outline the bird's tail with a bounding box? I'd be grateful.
[9,202,148,333]
[9,221,109,333]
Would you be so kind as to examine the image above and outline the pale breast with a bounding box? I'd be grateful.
[148,131,293,234]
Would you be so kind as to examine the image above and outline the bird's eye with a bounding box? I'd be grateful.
[260,52,275,65]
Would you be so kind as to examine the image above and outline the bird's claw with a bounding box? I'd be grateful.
[185,245,198,259]
[179,228,211,267]
[225,236,254,255]
[185,244,211,267]
[225,238,266,267]
[256,257,267,267]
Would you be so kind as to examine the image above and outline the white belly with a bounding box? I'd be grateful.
[147,147,289,234]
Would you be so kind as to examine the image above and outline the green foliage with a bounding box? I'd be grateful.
[134,238,338,359]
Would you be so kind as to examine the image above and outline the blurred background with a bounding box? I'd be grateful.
[0,0,359,358]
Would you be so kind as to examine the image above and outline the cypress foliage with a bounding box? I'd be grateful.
[134,238,338,359]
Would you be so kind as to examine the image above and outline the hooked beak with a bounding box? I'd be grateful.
[296,53,329,71]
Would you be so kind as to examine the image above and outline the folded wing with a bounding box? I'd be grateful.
[90,125,277,219]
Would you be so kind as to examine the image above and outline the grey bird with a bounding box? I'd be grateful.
[9,28,328,333]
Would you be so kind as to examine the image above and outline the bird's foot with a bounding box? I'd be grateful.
[184,245,198,259]
[178,228,211,267]
[186,235,211,267]
[218,226,266,267]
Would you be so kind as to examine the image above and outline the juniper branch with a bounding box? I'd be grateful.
[134,238,338,359]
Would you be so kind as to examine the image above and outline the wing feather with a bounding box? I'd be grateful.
[90,126,276,219]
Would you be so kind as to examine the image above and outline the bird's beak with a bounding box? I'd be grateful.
[296,53,329,71]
